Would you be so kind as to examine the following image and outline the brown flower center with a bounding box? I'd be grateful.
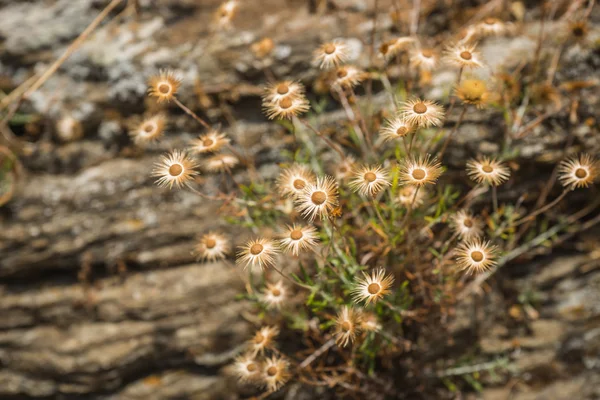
[169,163,183,176]
[271,288,281,297]
[413,102,428,114]
[143,123,155,133]
[341,321,352,331]
[158,83,171,95]
[364,172,377,183]
[279,97,292,109]
[367,283,381,295]
[276,83,289,95]
[324,43,336,54]
[482,165,493,173]
[463,218,473,228]
[379,43,389,54]
[337,68,348,78]
[267,366,278,376]
[575,167,588,179]
[471,250,484,262]
[412,168,426,180]
[290,229,303,241]
[460,51,472,60]
[205,238,217,249]
[339,166,347,173]
[311,191,327,205]
[245,362,257,372]
[250,243,264,255]
[573,26,585,37]
[254,332,264,343]
[421,49,433,58]
[484,17,496,25]
[396,126,407,136]
[203,138,214,147]
[293,178,306,190]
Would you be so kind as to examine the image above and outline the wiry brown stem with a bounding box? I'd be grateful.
[173,97,211,130]
[438,104,467,160]
[513,189,569,226]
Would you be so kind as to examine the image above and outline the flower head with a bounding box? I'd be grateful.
[279,224,319,256]
[450,210,483,240]
[351,268,395,306]
[349,164,391,197]
[334,306,360,347]
[195,232,230,261]
[295,176,339,221]
[399,155,443,187]
[456,239,498,274]
[233,353,261,383]
[466,157,510,186]
[314,40,349,69]
[261,281,287,309]
[203,154,239,173]
[334,155,357,180]
[397,185,426,207]
[444,43,485,69]
[399,98,445,127]
[380,116,415,141]
[476,17,507,37]
[189,131,230,154]
[277,164,316,199]
[558,154,598,190]
[251,37,275,58]
[214,0,238,30]
[333,65,365,89]
[237,238,279,270]
[360,312,382,332]
[152,150,199,189]
[455,79,489,108]
[263,81,305,104]
[249,326,279,355]
[410,48,438,71]
[263,94,310,120]
[148,69,181,103]
[262,356,290,392]
[379,37,415,60]
[130,114,166,144]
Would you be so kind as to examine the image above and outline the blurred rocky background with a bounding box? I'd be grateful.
[0,0,599,399]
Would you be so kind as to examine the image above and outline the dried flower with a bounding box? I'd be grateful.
[379,37,415,60]
[444,43,484,69]
[399,155,443,186]
[277,164,316,199]
[334,155,357,180]
[333,65,365,89]
[262,356,290,392]
[130,114,166,144]
[397,185,426,207]
[249,326,279,355]
[314,40,349,69]
[56,116,83,142]
[261,281,287,309]
[558,154,598,190]
[334,306,360,347]
[476,17,507,37]
[251,37,275,58]
[148,69,181,103]
[263,95,310,120]
[399,98,445,127]
[455,79,488,108]
[450,210,483,240]
[568,21,589,41]
[351,268,395,306]
[360,312,382,332]
[279,224,319,256]
[456,239,498,274]
[466,157,510,186]
[410,48,438,71]
[349,164,391,197]
[195,232,230,261]
[189,130,230,154]
[152,150,199,189]
[295,176,339,221]
[263,81,305,104]
[233,353,261,383]
[214,0,238,30]
[380,116,415,141]
[203,154,239,172]
[237,238,279,270]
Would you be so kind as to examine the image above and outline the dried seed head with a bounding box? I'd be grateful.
[351,268,395,306]
[189,130,230,154]
[399,98,445,127]
[203,154,239,173]
[237,238,279,270]
[476,17,507,37]
[456,79,489,108]
[349,164,391,197]
[314,40,350,69]
[263,80,306,104]
[466,157,511,186]
[251,37,275,58]
[279,224,319,256]
[380,116,415,141]
[397,185,426,207]
[152,150,199,189]
[400,155,443,187]
[558,154,598,190]
[263,94,310,120]
[261,281,287,309]
[444,43,485,69]
[148,69,181,103]
[277,164,316,199]
[333,65,365,89]
[195,232,230,261]
[334,306,360,347]
[379,36,416,60]
[456,239,498,274]
[233,353,262,383]
[249,326,279,355]
[295,176,339,221]
[450,210,484,240]
[410,48,438,71]
[334,155,357,180]
[262,356,290,392]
